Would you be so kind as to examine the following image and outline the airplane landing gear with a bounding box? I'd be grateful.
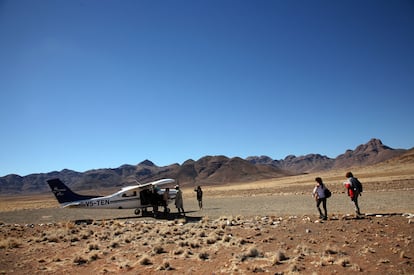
[134,208,141,215]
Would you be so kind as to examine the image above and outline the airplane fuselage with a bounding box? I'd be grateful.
[63,188,176,209]
[47,178,177,214]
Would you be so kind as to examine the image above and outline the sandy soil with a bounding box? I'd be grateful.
[1,177,413,274]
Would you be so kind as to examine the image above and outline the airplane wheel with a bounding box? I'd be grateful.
[134,209,141,215]
[166,207,170,213]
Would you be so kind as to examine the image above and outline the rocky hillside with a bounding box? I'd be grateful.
[247,138,407,173]
[0,156,292,194]
[0,138,409,194]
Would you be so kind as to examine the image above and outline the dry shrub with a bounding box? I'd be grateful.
[138,254,152,265]
[206,232,218,244]
[118,259,134,271]
[294,244,313,256]
[223,234,232,243]
[73,255,88,265]
[0,237,21,249]
[361,245,376,254]
[158,227,172,238]
[378,258,390,264]
[173,247,184,255]
[271,250,288,265]
[351,263,362,271]
[238,237,253,246]
[319,255,335,266]
[37,228,67,243]
[336,257,351,267]
[288,263,302,273]
[324,245,340,255]
[89,253,100,262]
[88,243,99,251]
[152,245,167,254]
[178,240,189,247]
[80,229,94,240]
[198,251,209,260]
[158,260,174,270]
[70,236,80,243]
[184,249,194,258]
[247,246,262,258]
[250,265,266,272]
[65,221,76,230]
[110,241,120,249]
[237,246,263,262]
[201,216,210,224]
[46,233,60,243]
[190,241,200,249]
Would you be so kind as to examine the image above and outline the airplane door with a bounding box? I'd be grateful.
[140,189,151,205]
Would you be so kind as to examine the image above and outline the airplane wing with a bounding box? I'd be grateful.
[136,179,175,188]
[119,185,142,192]
[118,179,175,192]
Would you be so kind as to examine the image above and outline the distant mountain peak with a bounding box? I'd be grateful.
[353,138,391,154]
[138,160,155,166]
[367,138,391,149]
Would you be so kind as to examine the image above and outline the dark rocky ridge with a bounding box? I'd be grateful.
[0,138,409,194]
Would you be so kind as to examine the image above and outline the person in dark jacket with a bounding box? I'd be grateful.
[194,186,203,209]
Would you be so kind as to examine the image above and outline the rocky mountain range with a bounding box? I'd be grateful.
[247,138,406,172]
[0,138,409,194]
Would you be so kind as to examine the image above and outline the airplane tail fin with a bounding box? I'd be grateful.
[47,178,98,204]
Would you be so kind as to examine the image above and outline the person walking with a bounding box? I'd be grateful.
[194,186,203,209]
[312,177,328,220]
[344,172,363,216]
[175,185,185,216]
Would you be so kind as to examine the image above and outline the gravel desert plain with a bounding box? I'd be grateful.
[1,153,413,274]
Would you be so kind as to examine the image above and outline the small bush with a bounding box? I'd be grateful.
[138,254,152,265]
[199,251,209,260]
[272,250,288,265]
[0,238,21,249]
[153,245,166,254]
[73,256,88,265]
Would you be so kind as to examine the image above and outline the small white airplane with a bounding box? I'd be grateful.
[47,178,177,216]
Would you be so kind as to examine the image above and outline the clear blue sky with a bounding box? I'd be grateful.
[1,0,413,177]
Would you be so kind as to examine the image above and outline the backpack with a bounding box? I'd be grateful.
[324,187,332,198]
[351,177,363,193]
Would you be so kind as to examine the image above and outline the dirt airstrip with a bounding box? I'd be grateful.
[1,178,413,274]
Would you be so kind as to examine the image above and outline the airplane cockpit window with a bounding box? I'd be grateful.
[122,191,137,197]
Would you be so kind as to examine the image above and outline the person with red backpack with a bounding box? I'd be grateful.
[344,172,363,216]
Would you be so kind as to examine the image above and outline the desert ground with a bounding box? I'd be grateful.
[1,166,413,274]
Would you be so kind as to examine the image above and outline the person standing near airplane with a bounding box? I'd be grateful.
[194,186,203,209]
[163,188,170,214]
[175,185,185,216]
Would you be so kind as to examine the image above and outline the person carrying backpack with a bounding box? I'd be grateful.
[312,177,329,220]
[344,171,363,216]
